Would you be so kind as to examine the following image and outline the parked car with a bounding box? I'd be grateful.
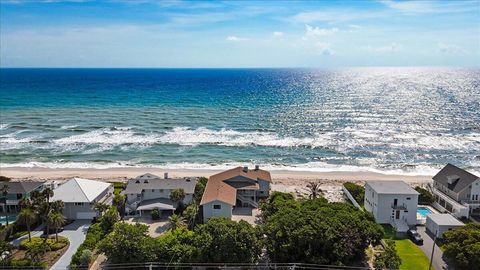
[407,229,424,245]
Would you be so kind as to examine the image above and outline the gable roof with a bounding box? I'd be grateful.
[124,174,197,194]
[51,178,111,203]
[200,166,271,205]
[0,181,45,194]
[366,181,419,195]
[433,164,479,193]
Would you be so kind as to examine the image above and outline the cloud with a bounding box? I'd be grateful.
[226,36,248,42]
[438,43,466,54]
[361,43,403,53]
[272,31,284,38]
[289,9,384,24]
[302,24,338,41]
[348,24,361,29]
[380,0,476,14]
[314,42,334,55]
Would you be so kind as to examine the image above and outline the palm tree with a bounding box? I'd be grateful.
[17,208,36,241]
[306,181,322,200]
[1,185,9,226]
[36,201,51,241]
[168,214,184,230]
[183,204,198,229]
[51,200,65,212]
[93,202,109,218]
[42,188,54,203]
[47,212,65,242]
[113,194,126,217]
[18,197,32,209]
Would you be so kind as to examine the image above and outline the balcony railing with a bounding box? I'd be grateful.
[391,203,407,210]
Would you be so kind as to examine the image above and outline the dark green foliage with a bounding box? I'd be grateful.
[262,196,383,265]
[0,241,14,261]
[343,182,365,206]
[415,186,435,205]
[194,218,262,263]
[194,177,208,204]
[0,176,11,182]
[70,223,106,268]
[442,224,480,270]
[155,227,197,262]
[374,240,401,270]
[259,191,298,219]
[111,182,126,195]
[151,209,160,220]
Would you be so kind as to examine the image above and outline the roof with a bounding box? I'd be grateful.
[136,198,175,211]
[366,181,419,195]
[433,164,479,193]
[427,213,465,227]
[0,181,45,194]
[124,173,196,194]
[200,166,271,205]
[51,178,112,203]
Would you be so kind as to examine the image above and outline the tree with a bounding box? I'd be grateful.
[17,208,37,241]
[343,182,365,205]
[374,240,401,270]
[48,212,66,242]
[93,202,109,218]
[18,197,32,209]
[306,181,322,199]
[113,194,126,217]
[100,206,120,231]
[51,200,65,212]
[170,188,186,208]
[262,196,383,264]
[151,209,160,220]
[79,249,93,266]
[0,176,11,182]
[194,217,262,263]
[194,177,208,204]
[168,214,184,230]
[0,241,14,262]
[443,224,480,270]
[415,186,435,205]
[155,227,197,263]
[0,185,10,226]
[25,241,50,263]
[36,201,51,241]
[183,204,199,229]
[42,188,54,203]
[98,222,156,263]
[259,191,298,220]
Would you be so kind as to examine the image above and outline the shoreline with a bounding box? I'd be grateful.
[0,166,433,186]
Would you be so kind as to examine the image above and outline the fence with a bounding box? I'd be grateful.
[342,186,362,210]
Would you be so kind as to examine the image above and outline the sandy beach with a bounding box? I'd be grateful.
[0,166,433,187]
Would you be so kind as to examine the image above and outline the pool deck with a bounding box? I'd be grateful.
[416,205,439,225]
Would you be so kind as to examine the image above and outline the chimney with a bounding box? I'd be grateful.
[164,172,169,179]
[243,166,248,172]
[255,165,259,171]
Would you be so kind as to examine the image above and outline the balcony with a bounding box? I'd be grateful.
[391,203,407,210]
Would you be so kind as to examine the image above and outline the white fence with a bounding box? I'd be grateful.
[342,185,362,210]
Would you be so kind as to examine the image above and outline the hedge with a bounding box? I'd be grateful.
[70,222,107,268]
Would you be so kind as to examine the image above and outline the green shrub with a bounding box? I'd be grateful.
[415,186,435,205]
[70,222,107,267]
[20,237,68,251]
[79,249,93,266]
[9,258,46,268]
[151,209,160,220]
[8,231,28,241]
[344,182,365,206]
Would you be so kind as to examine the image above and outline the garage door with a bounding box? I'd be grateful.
[76,212,96,220]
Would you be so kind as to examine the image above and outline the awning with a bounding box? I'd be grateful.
[136,198,175,211]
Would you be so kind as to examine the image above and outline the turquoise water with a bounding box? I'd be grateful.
[1,68,479,174]
[0,214,17,226]
[417,207,433,218]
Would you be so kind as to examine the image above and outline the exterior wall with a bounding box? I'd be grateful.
[364,184,418,225]
[202,200,232,222]
[433,181,460,201]
[62,202,95,220]
[126,189,193,210]
[257,180,270,198]
[432,189,470,218]
[426,218,463,239]
[468,179,480,201]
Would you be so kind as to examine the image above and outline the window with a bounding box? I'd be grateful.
[74,202,84,206]
[152,189,155,192]
[406,197,411,200]
[213,204,221,209]
[473,195,475,200]
[159,189,164,193]
[476,194,479,201]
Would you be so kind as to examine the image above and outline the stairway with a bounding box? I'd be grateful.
[236,193,258,208]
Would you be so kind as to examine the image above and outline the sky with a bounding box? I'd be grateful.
[0,0,479,68]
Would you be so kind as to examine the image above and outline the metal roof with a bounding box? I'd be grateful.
[124,174,196,194]
[427,213,465,226]
[0,181,45,194]
[366,181,419,195]
[51,178,111,203]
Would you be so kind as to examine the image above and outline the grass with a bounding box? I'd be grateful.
[110,181,126,195]
[395,239,433,270]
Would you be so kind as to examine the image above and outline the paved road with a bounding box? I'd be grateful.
[50,219,91,270]
[416,226,449,270]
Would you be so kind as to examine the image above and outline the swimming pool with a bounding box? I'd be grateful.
[417,207,433,218]
[0,215,17,226]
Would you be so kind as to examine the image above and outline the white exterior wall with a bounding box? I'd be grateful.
[364,184,418,225]
[202,200,232,222]
[469,179,480,201]
[62,202,95,220]
[426,218,463,239]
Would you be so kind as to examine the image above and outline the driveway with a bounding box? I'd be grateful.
[10,225,44,247]
[416,226,449,270]
[50,219,91,270]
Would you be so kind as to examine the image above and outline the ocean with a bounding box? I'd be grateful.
[1,68,479,175]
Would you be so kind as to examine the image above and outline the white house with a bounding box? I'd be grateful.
[124,173,196,216]
[426,213,464,239]
[431,163,480,218]
[364,181,419,234]
[200,166,271,222]
[51,178,113,220]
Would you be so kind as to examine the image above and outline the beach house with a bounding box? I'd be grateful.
[124,173,196,216]
[0,181,45,213]
[200,166,271,222]
[430,163,480,218]
[364,181,419,235]
[51,178,113,220]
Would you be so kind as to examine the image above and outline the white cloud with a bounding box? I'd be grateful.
[315,42,334,55]
[226,36,248,42]
[361,43,403,53]
[302,24,338,41]
[348,24,361,29]
[438,43,466,54]
[272,31,284,38]
[380,0,475,14]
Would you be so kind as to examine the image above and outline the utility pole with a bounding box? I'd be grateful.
[429,230,437,270]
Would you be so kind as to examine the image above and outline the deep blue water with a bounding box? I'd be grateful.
[1,68,479,175]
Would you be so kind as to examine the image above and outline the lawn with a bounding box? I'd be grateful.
[395,239,433,270]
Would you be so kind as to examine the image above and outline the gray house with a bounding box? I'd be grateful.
[51,178,113,220]
[200,166,271,222]
[124,173,196,216]
[0,181,45,213]
[431,164,480,218]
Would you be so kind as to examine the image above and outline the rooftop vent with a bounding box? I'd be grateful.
[144,180,149,183]
[447,175,460,185]
[135,180,140,183]
[164,172,169,179]
[186,178,191,182]
[243,166,248,172]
